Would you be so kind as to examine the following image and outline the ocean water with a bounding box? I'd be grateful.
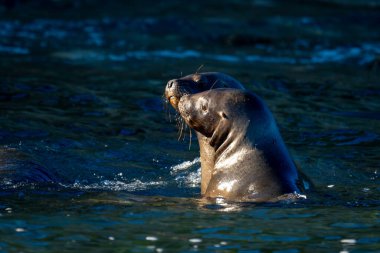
[0,1,379,252]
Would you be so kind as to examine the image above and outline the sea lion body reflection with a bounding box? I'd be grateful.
[178,89,301,201]
[165,72,245,194]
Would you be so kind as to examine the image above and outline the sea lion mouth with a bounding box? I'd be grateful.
[165,79,193,111]
[168,96,180,109]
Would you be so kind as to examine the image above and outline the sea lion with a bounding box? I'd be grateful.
[178,88,301,201]
[165,72,245,194]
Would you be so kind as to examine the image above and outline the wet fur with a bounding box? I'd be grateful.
[164,72,246,195]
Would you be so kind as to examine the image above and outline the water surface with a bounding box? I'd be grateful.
[0,0,379,252]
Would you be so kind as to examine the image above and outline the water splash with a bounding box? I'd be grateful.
[170,158,201,188]
[170,157,200,173]
[70,179,166,191]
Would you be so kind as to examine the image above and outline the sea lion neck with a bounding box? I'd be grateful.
[211,117,249,159]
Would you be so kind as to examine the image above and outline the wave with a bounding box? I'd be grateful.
[170,157,201,188]
[52,43,380,65]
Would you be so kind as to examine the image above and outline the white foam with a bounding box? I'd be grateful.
[170,158,201,188]
[146,236,158,241]
[189,238,202,243]
[341,239,357,244]
[170,157,200,174]
[70,179,166,191]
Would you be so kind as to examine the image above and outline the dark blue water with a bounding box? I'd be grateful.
[0,1,379,252]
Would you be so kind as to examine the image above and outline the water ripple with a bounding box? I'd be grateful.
[0,45,29,55]
[51,43,380,65]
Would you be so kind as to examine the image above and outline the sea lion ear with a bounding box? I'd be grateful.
[220,112,228,119]
[209,117,231,150]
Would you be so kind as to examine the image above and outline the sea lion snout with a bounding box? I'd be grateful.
[178,95,191,116]
[165,78,189,109]
[165,79,179,108]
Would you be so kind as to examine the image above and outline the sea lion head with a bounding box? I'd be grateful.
[178,92,220,137]
[165,72,244,110]
[178,89,247,147]
[178,89,265,148]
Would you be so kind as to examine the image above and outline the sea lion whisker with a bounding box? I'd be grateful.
[188,127,192,150]
[181,119,188,142]
[167,106,173,123]
[177,125,183,141]
[209,79,219,90]
[175,115,181,129]
[162,95,174,123]
[195,64,204,74]
[177,116,185,141]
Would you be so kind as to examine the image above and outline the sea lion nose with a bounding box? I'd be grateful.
[167,79,176,89]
